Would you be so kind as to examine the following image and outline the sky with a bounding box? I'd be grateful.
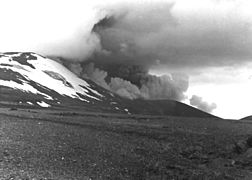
[0,0,252,119]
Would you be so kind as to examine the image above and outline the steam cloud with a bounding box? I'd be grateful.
[190,95,217,113]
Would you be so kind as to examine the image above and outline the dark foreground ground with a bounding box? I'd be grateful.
[0,108,252,179]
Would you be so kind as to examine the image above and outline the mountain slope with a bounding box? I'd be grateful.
[0,52,126,113]
[118,98,219,118]
[240,116,252,121]
[0,52,218,118]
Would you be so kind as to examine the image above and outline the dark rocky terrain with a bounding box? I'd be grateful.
[0,107,252,179]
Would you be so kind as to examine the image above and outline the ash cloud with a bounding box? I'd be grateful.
[73,62,188,101]
[2,0,251,110]
[89,0,252,71]
[82,63,110,90]
[190,95,217,113]
[140,73,188,100]
[0,0,252,68]
[109,77,142,100]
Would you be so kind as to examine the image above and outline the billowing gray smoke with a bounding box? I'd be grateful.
[1,1,251,68]
[28,0,235,108]
[64,2,189,101]
[68,62,188,101]
[190,95,217,113]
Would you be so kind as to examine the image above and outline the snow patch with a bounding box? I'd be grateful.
[27,102,33,105]
[37,101,51,108]
[0,53,104,102]
[0,79,53,100]
[27,56,103,100]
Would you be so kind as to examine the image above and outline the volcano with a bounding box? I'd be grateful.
[0,52,217,118]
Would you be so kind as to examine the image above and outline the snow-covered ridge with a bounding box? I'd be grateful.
[0,52,103,102]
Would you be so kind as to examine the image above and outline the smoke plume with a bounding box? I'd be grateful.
[76,62,188,101]
[190,95,217,113]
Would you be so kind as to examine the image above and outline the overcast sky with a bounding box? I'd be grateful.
[0,0,252,119]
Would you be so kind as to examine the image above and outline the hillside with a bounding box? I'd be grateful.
[0,52,218,118]
[240,116,252,121]
[119,99,218,118]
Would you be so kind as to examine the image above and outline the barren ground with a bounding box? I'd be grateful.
[0,107,252,179]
